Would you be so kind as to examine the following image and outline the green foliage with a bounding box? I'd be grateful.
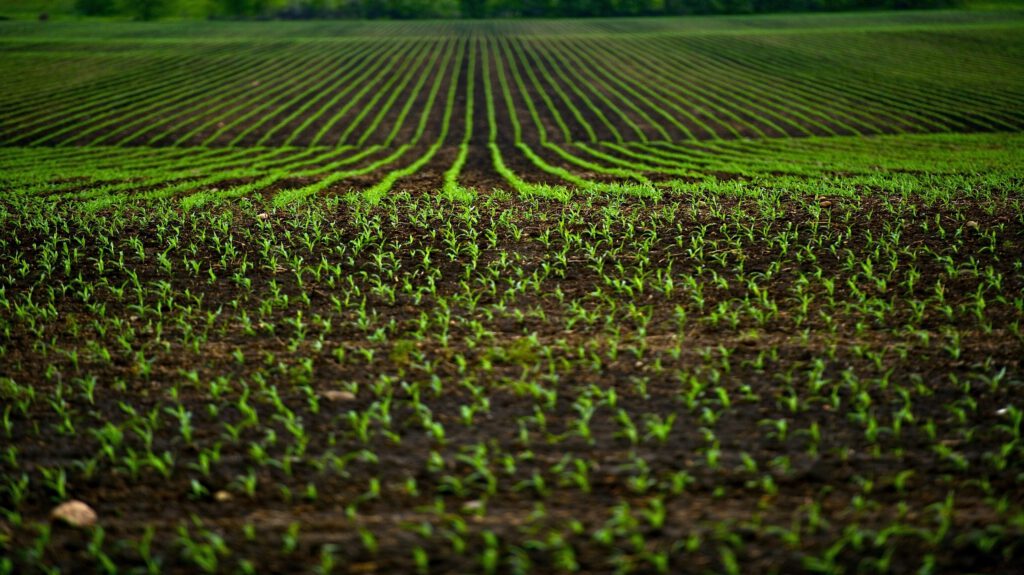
[459,0,486,17]
[123,0,173,19]
[75,0,117,15]
[0,0,974,19]
[211,0,257,17]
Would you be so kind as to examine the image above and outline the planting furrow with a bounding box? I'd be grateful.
[181,48,350,147]
[337,39,444,147]
[224,45,379,147]
[442,36,478,200]
[363,37,465,202]
[273,42,457,204]
[526,40,628,143]
[288,39,411,147]
[253,44,379,147]
[308,40,426,147]
[12,44,289,146]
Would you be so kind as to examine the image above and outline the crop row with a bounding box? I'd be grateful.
[2,22,1021,149]
[1,131,1021,208]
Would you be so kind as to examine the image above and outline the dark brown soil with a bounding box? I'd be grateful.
[1,188,1022,574]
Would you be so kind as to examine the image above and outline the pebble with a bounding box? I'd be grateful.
[322,390,356,402]
[50,500,97,528]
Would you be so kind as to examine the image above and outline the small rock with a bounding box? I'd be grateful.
[322,390,356,402]
[966,220,979,230]
[462,500,484,511]
[819,200,832,208]
[51,500,97,528]
[257,212,269,221]
[214,490,232,503]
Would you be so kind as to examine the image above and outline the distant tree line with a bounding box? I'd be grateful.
[75,0,962,20]
[75,0,168,20]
